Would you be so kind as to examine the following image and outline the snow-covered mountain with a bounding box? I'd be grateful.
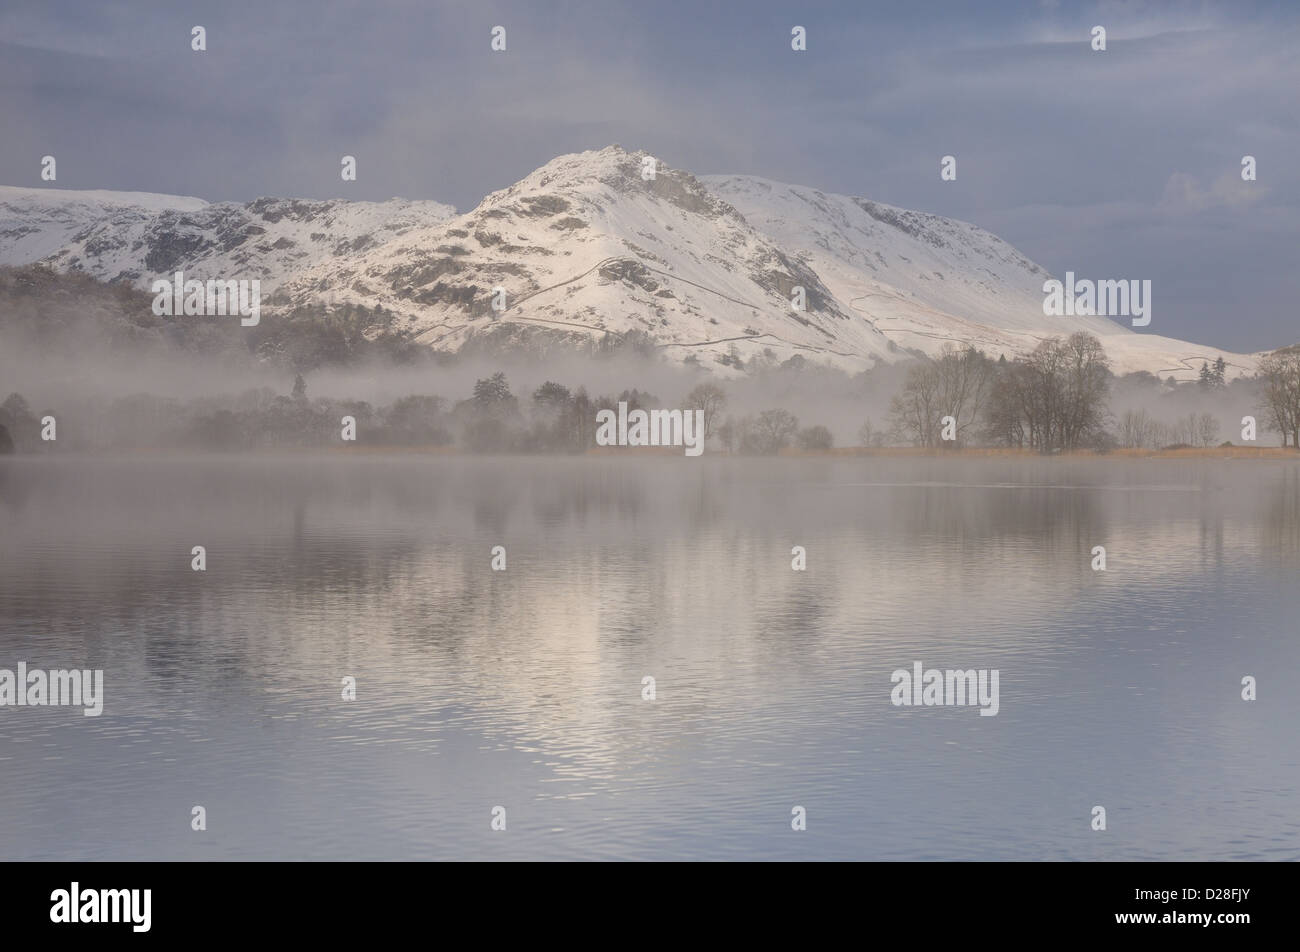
[0,186,207,268]
[274,147,899,369]
[705,174,1257,379]
[0,186,456,293]
[0,149,1260,378]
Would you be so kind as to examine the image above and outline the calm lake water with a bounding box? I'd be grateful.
[1,454,1298,860]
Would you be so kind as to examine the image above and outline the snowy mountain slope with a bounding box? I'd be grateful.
[274,147,898,370]
[0,185,208,268]
[704,174,1257,379]
[704,175,1075,332]
[0,150,1261,378]
[0,186,456,293]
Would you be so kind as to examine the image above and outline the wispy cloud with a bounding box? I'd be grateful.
[0,0,1295,350]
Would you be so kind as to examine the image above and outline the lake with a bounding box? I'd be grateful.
[1,454,1297,860]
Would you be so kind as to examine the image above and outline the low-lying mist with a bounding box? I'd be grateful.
[0,264,1283,454]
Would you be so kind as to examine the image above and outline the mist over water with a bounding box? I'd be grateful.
[1,455,1297,860]
[0,265,1271,451]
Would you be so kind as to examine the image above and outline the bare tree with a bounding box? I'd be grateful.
[985,361,1030,447]
[935,344,995,446]
[1258,345,1300,448]
[889,360,943,447]
[683,383,727,444]
[979,333,1110,452]
[1197,413,1220,447]
[858,417,889,447]
[1119,408,1154,448]
[1056,332,1112,450]
[743,409,799,454]
[858,417,876,447]
[888,346,992,447]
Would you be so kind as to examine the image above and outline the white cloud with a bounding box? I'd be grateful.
[1159,171,1267,214]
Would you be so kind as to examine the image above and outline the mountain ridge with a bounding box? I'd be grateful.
[0,148,1262,379]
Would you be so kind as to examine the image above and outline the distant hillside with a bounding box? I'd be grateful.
[0,148,1267,379]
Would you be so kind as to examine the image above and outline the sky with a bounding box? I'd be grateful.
[0,0,1296,352]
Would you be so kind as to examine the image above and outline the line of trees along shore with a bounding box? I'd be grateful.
[4,333,1300,455]
[884,335,1300,452]
[889,334,1113,452]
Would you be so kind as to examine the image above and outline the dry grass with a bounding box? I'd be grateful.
[788,446,1300,460]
